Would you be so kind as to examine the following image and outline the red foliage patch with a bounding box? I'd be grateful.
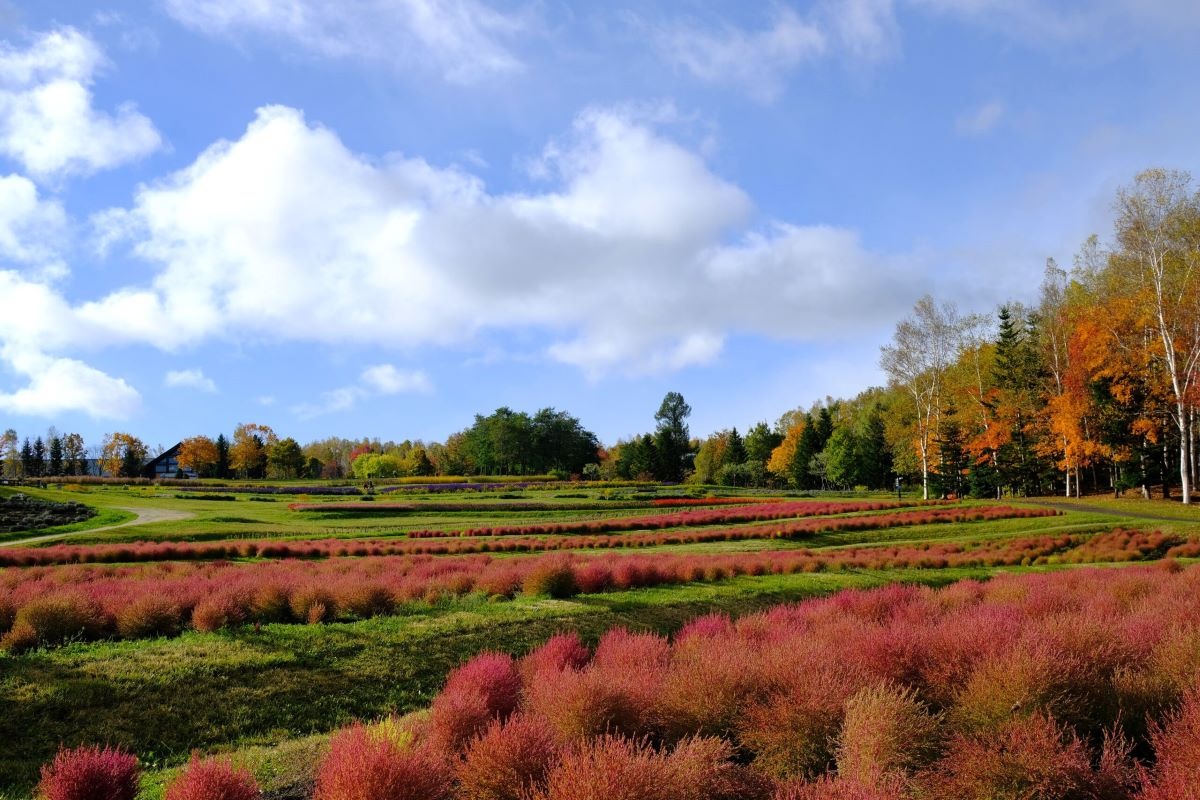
[36,745,139,800]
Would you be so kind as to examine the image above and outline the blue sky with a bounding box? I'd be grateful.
[0,0,1198,450]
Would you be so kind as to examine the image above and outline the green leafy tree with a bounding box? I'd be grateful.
[744,422,782,467]
[269,437,307,479]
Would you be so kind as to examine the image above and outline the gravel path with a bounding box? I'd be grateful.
[0,506,194,548]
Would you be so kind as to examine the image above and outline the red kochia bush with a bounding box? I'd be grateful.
[918,714,1104,799]
[456,714,563,800]
[430,653,523,752]
[519,632,590,680]
[531,735,769,800]
[164,756,260,800]
[314,724,451,800]
[521,557,579,598]
[1138,687,1200,799]
[36,745,139,800]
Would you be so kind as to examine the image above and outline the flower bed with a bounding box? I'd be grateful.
[32,564,1200,798]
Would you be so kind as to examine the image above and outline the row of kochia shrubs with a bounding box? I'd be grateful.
[398,500,924,538]
[0,527,1180,652]
[31,564,1200,799]
[0,504,1057,568]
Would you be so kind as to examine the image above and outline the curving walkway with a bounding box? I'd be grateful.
[0,506,194,548]
[1025,500,1198,525]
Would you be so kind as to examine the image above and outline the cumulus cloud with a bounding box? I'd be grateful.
[2,102,918,418]
[0,28,161,180]
[164,367,217,392]
[361,364,433,395]
[0,347,140,419]
[955,100,1005,135]
[163,0,528,84]
[71,103,915,377]
[0,173,68,278]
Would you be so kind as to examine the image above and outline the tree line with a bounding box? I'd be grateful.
[4,170,1194,499]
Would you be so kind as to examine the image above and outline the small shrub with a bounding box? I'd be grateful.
[456,714,563,800]
[0,590,15,634]
[520,632,590,681]
[164,756,259,800]
[289,585,335,624]
[431,652,522,752]
[837,682,940,785]
[36,745,140,800]
[918,714,1101,800]
[530,736,668,800]
[314,724,451,800]
[116,596,182,639]
[249,583,291,622]
[191,593,246,633]
[772,776,906,800]
[334,582,393,618]
[522,557,579,599]
[739,671,851,779]
[1139,687,1200,799]
[3,593,101,652]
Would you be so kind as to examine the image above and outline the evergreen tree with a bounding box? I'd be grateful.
[723,427,746,467]
[30,437,46,478]
[857,409,893,489]
[215,434,231,479]
[48,436,63,476]
[933,416,968,498]
[19,438,34,478]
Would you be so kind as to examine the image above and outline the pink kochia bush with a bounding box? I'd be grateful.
[314,724,451,800]
[36,565,1200,798]
[301,564,1200,799]
[1,525,1172,651]
[163,756,259,800]
[36,745,139,800]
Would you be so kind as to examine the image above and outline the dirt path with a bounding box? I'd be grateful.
[1025,500,1197,525]
[0,506,194,548]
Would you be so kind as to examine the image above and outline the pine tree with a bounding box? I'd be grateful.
[30,437,46,478]
[19,438,34,478]
[215,434,231,479]
[48,436,63,476]
[723,427,746,467]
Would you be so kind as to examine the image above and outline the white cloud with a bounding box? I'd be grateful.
[0,101,918,420]
[164,367,217,392]
[0,28,161,180]
[653,7,826,102]
[0,347,140,419]
[0,173,68,278]
[955,100,1005,135]
[163,0,528,84]
[822,0,899,59]
[361,364,432,395]
[296,364,432,418]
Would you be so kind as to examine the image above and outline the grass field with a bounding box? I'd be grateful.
[1,482,1197,798]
